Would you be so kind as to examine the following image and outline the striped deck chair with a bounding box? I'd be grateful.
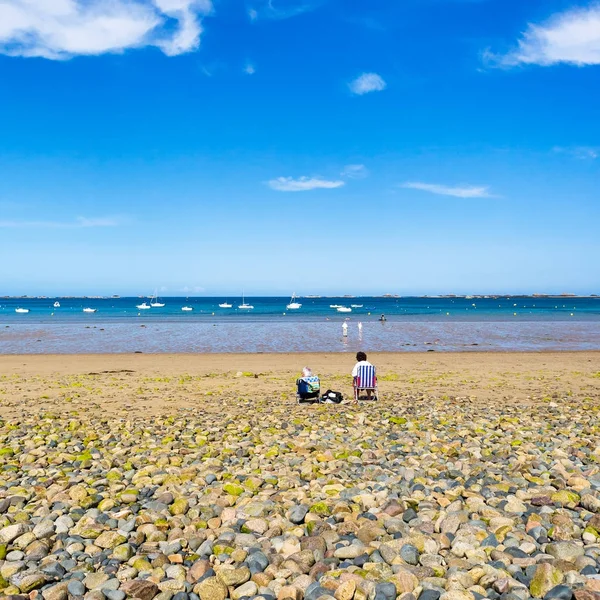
[353,364,379,402]
[296,376,321,404]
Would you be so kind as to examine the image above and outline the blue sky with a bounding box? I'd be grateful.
[0,0,598,296]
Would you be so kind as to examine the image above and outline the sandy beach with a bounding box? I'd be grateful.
[0,352,599,600]
[0,351,599,418]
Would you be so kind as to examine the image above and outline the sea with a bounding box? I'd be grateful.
[1,296,599,354]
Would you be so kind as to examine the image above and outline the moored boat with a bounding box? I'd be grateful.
[286,293,302,310]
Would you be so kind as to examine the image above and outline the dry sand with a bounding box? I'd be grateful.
[0,352,598,419]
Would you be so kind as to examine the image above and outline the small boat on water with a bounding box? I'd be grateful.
[83,308,97,313]
[330,304,342,309]
[136,302,151,310]
[182,306,193,311]
[238,292,254,310]
[337,306,352,313]
[219,302,233,308]
[350,304,363,308]
[15,308,29,313]
[53,301,60,308]
[150,290,165,307]
[286,293,302,310]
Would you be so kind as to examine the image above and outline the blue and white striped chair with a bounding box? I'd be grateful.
[353,364,379,402]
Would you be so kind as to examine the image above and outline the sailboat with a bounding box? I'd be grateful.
[53,301,60,308]
[136,302,151,310]
[150,290,165,308]
[219,301,233,308]
[286,293,302,310]
[15,308,29,313]
[238,293,254,310]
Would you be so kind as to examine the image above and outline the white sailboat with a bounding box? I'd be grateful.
[83,308,97,313]
[53,301,60,308]
[238,293,254,310]
[286,293,302,310]
[182,306,193,311]
[150,290,165,308]
[219,301,233,308]
[136,302,151,310]
[15,308,29,313]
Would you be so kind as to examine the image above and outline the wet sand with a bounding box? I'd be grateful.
[2,321,600,354]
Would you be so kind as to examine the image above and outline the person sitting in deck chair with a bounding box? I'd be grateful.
[296,367,321,403]
[352,352,379,402]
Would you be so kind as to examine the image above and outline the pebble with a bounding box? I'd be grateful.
[67,580,86,596]
[0,387,599,600]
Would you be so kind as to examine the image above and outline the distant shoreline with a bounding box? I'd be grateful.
[2,294,599,299]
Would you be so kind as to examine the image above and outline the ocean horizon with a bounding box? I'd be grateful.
[2,295,599,322]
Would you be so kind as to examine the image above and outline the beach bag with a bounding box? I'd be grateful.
[320,390,343,404]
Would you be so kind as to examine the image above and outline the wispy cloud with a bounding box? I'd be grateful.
[244,62,256,75]
[553,146,599,160]
[0,0,213,60]
[485,5,600,68]
[341,164,369,179]
[402,182,494,198]
[267,176,345,192]
[349,73,387,95]
[0,216,121,228]
[248,0,318,21]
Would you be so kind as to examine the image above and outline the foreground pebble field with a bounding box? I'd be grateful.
[0,354,599,600]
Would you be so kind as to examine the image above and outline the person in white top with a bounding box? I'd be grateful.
[352,351,376,402]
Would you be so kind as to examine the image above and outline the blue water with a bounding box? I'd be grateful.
[1,296,599,323]
[1,296,599,353]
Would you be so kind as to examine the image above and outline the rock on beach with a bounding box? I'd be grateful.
[0,363,600,600]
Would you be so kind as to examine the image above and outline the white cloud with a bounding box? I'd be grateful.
[402,182,494,198]
[553,145,599,160]
[486,5,600,67]
[0,216,121,227]
[75,216,121,227]
[349,72,387,95]
[267,176,345,192]
[244,62,256,75]
[341,164,368,179]
[0,0,213,59]
[248,1,316,21]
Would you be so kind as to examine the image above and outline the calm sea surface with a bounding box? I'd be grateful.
[1,296,599,353]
